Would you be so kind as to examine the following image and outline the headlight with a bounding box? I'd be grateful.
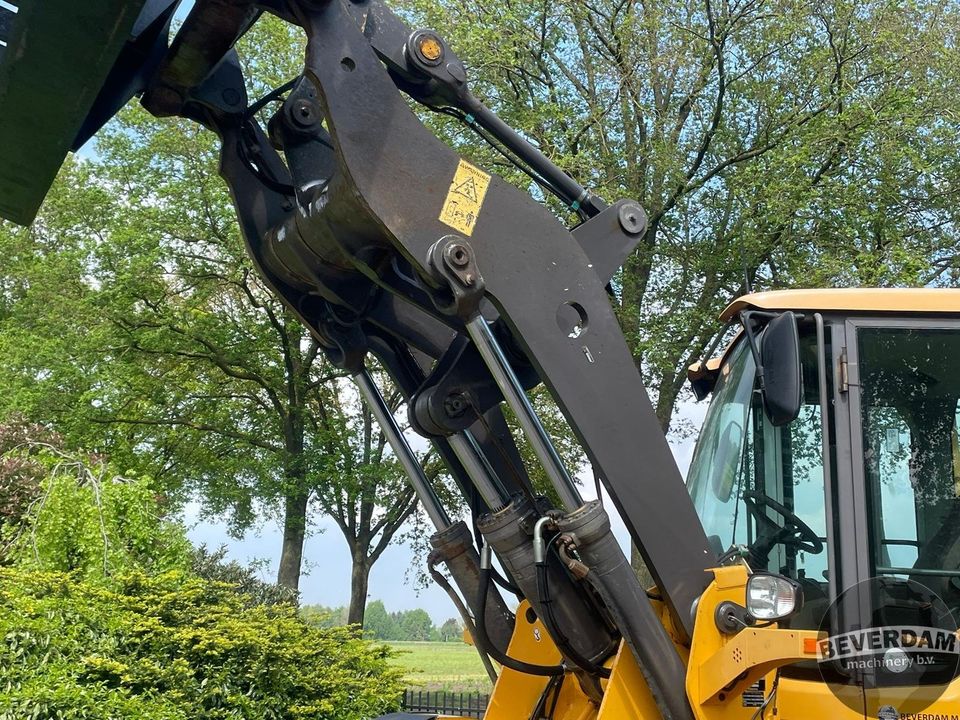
[746,573,803,621]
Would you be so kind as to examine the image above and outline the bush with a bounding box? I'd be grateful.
[3,457,191,579]
[0,568,405,720]
[0,416,59,532]
[190,545,298,607]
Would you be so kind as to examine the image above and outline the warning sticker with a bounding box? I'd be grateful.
[438,159,491,236]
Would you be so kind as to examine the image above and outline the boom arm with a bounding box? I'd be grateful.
[0,0,718,716]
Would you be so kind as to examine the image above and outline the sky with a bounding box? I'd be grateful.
[181,401,709,624]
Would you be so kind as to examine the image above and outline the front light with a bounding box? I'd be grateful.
[746,573,803,621]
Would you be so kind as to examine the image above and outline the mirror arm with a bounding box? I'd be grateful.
[738,310,776,392]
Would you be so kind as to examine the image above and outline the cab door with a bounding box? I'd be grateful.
[836,317,960,717]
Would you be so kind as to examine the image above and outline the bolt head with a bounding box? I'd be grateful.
[443,392,469,417]
[412,30,445,66]
[617,202,647,236]
[446,243,471,268]
[291,99,317,128]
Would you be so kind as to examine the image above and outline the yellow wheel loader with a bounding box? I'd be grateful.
[2,2,959,718]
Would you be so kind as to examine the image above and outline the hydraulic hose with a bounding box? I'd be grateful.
[476,547,564,677]
[535,562,612,678]
[559,501,695,720]
[472,515,523,600]
[428,557,498,685]
[532,516,612,678]
[529,674,564,720]
[477,495,619,666]
[429,521,514,654]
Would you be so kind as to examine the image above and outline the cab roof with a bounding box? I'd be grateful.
[720,288,960,322]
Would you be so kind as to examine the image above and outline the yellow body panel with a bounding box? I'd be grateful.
[482,602,562,720]
[441,568,960,719]
[465,602,602,720]
[594,643,663,720]
[720,287,960,321]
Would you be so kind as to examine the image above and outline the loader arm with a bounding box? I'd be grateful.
[0,2,721,718]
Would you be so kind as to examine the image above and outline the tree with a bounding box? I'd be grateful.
[301,603,350,628]
[398,608,435,642]
[438,617,463,642]
[312,375,427,624]
[0,142,349,592]
[0,417,53,533]
[403,0,960,433]
[0,138,422,610]
[363,599,400,640]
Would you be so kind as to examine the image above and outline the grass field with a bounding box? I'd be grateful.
[385,641,492,693]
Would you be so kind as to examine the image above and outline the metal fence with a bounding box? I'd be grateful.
[402,690,490,718]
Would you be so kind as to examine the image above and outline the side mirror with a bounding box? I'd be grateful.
[759,312,803,426]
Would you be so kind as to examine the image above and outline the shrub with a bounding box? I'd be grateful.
[2,446,190,579]
[0,568,404,720]
[0,416,59,532]
[190,545,298,607]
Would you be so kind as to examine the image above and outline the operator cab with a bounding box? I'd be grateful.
[687,289,960,642]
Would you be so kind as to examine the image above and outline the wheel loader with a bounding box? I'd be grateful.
[2,2,960,719]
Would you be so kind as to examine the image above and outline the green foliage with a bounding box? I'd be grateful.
[300,603,350,629]
[355,601,462,642]
[0,417,55,530]
[363,600,400,641]
[437,618,463,643]
[0,431,403,718]
[398,0,960,428]
[0,568,405,720]
[397,608,434,642]
[2,441,190,579]
[190,545,298,607]
[0,18,422,601]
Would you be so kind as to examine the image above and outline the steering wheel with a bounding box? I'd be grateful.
[742,489,824,567]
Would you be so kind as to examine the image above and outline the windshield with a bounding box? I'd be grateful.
[687,340,756,550]
[687,328,829,628]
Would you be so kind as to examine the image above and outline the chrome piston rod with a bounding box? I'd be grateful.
[354,368,451,530]
[354,368,516,659]
[446,431,508,512]
[466,317,583,511]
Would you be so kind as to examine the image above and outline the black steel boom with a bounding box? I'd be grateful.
[0,1,718,715]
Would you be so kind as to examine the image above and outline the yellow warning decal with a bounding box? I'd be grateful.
[438,159,491,236]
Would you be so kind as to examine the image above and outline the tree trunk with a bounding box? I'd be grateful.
[277,491,309,591]
[348,551,372,626]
